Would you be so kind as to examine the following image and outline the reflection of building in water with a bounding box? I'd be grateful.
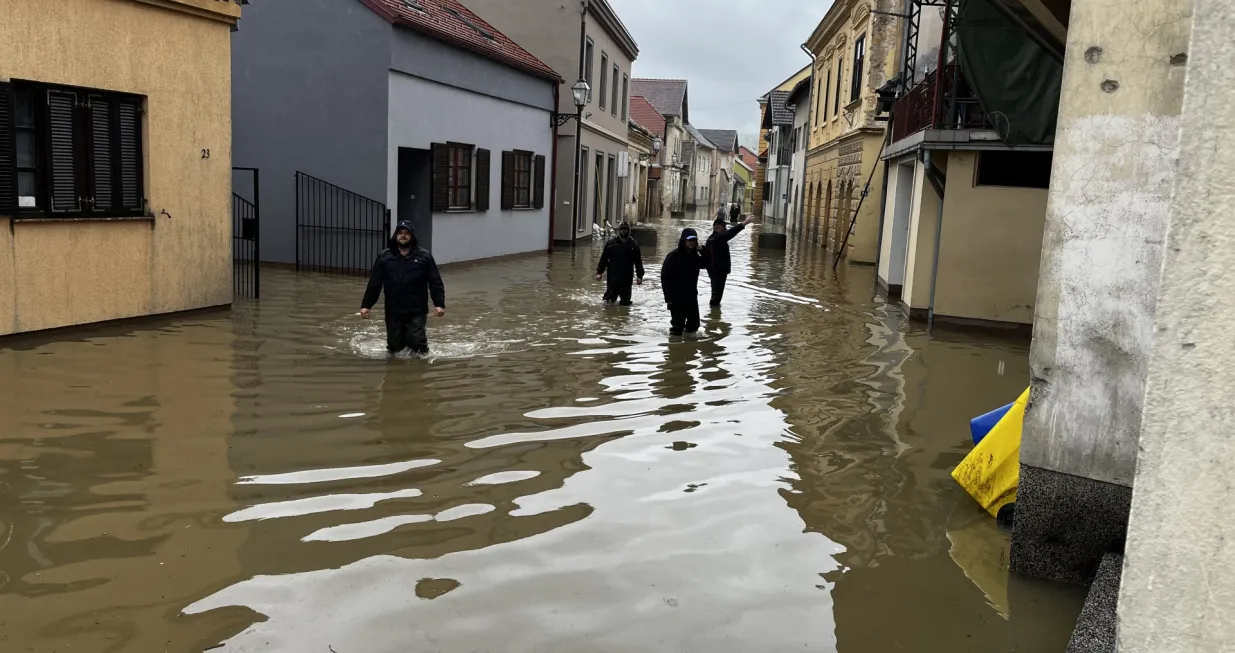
[0,318,247,651]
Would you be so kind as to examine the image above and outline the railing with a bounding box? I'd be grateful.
[294,171,390,275]
[232,166,260,299]
[891,64,989,142]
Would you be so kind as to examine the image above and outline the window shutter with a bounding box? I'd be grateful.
[0,83,16,214]
[475,148,490,211]
[47,90,79,213]
[500,150,514,210]
[116,99,143,212]
[88,95,114,212]
[431,142,449,212]
[533,154,546,209]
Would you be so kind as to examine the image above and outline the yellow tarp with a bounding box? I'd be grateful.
[952,387,1029,518]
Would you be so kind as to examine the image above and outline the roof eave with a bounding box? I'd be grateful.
[588,0,640,61]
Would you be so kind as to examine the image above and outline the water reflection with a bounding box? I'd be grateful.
[1,216,1082,652]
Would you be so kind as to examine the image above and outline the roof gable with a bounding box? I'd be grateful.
[628,96,666,137]
[685,123,715,150]
[362,0,561,82]
[761,90,793,128]
[698,129,738,153]
[631,78,689,122]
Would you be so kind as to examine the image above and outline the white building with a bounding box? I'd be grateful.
[785,79,811,234]
[761,89,794,225]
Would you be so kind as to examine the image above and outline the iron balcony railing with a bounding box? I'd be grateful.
[890,64,990,142]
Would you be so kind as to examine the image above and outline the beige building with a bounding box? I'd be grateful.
[803,0,900,263]
[0,0,241,337]
[458,0,639,241]
[755,66,810,220]
[625,119,655,223]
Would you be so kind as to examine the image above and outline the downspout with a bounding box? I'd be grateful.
[923,149,946,328]
[799,43,816,237]
[570,0,588,248]
[548,82,560,253]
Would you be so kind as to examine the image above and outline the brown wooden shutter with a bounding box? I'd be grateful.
[475,148,490,211]
[430,142,449,212]
[46,90,79,213]
[533,154,546,209]
[500,150,515,210]
[87,95,115,212]
[116,98,143,212]
[0,83,16,214]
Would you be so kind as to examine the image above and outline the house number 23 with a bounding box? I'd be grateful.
[201,149,211,159]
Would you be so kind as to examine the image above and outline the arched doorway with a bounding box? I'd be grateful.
[814,182,823,245]
[823,180,833,249]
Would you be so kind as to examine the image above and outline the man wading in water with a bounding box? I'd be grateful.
[360,221,445,355]
[595,220,645,305]
[705,214,754,308]
[661,227,706,337]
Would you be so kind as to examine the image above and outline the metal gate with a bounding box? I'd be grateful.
[232,167,260,299]
[295,171,390,275]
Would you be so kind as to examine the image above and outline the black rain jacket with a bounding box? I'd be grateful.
[597,232,645,283]
[361,232,445,316]
[661,228,706,305]
[704,222,746,277]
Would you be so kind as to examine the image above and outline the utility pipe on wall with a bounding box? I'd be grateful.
[923,149,946,328]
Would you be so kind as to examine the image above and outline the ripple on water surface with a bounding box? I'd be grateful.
[1,222,1084,653]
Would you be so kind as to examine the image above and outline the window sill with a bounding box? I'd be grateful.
[511,206,538,211]
[8,214,155,224]
[844,98,863,110]
[444,208,476,214]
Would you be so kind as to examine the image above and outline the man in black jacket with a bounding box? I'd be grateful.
[595,221,645,305]
[704,214,754,307]
[729,202,742,223]
[661,227,706,336]
[360,221,446,355]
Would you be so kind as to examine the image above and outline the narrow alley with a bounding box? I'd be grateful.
[0,220,1084,652]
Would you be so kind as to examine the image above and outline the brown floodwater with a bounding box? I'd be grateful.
[0,217,1085,653]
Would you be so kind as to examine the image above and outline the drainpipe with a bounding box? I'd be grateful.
[923,149,946,328]
[548,83,560,253]
[799,43,816,238]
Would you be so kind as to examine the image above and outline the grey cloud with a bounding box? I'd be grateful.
[612,0,833,145]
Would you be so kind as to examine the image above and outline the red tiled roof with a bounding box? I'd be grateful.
[362,0,561,82]
[740,146,758,169]
[629,96,666,137]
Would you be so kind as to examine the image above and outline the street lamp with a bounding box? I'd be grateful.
[565,77,590,247]
[639,136,663,163]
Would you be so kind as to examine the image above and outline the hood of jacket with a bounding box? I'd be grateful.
[389,221,419,251]
[678,227,699,251]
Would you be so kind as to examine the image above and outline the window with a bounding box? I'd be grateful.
[975,150,1054,189]
[448,143,472,209]
[513,151,532,208]
[851,35,866,103]
[814,73,822,126]
[621,75,629,122]
[606,154,616,224]
[611,64,619,116]
[833,59,843,116]
[593,150,604,225]
[584,39,595,103]
[823,68,832,121]
[599,53,609,110]
[1,81,145,216]
[501,150,545,210]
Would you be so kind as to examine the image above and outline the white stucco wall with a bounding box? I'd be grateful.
[1021,0,1193,485]
[1118,1,1235,647]
[788,109,809,232]
[387,71,554,266]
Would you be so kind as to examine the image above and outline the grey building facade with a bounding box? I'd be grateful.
[457,0,639,242]
[232,0,561,267]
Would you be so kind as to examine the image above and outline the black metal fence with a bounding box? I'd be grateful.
[232,167,261,299]
[295,171,390,275]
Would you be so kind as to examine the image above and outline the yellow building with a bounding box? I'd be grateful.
[0,0,241,337]
[754,65,810,220]
[803,0,899,263]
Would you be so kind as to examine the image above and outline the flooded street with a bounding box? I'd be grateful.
[0,218,1084,652]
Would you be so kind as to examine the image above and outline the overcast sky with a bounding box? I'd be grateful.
[611,0,834,149]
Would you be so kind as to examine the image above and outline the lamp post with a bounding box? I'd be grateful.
[567,78,589,247]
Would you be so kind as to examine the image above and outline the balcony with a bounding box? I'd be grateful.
[890,64,990,143]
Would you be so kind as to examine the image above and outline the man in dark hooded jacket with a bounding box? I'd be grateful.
[595,220,645,305]
[661,227,706,336]
[704,214,754,307]
[360,221,445,355]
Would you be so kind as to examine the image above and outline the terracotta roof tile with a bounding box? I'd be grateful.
[629,96,666,137]
[363,0,561,82]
